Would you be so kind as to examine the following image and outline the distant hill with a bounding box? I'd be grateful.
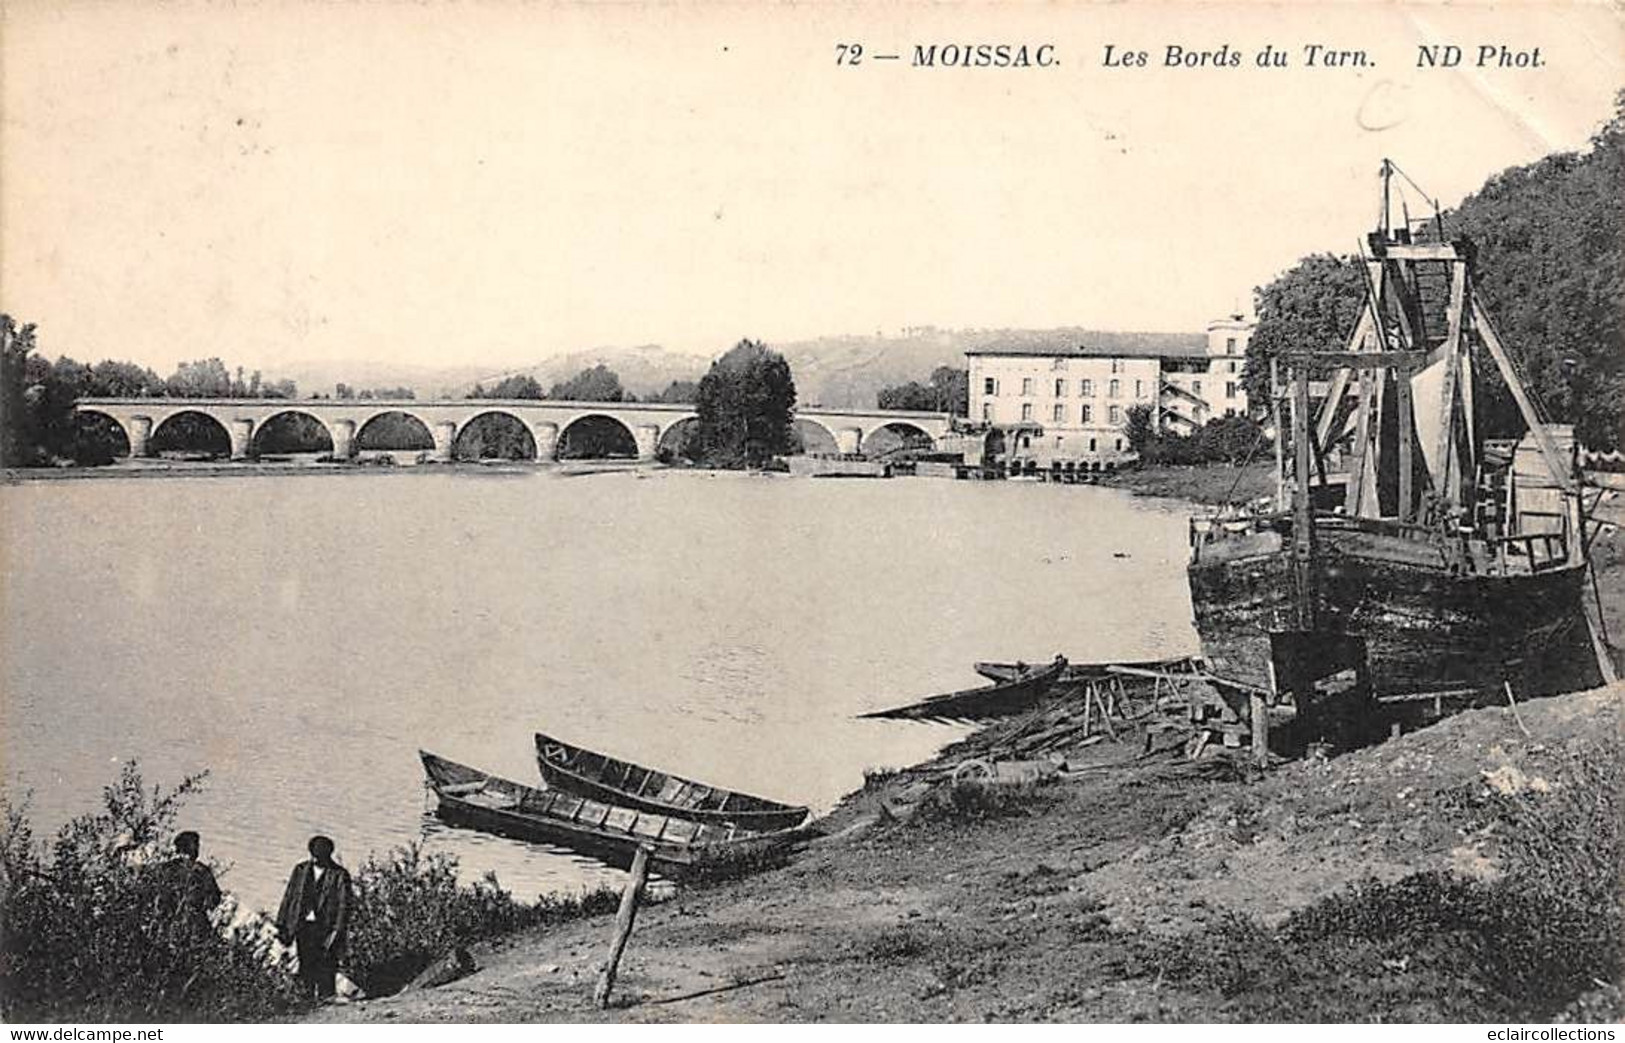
[281,327,1204,408]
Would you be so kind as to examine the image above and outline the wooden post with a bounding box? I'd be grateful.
[1249,692,1269,768]
[1271,357,1286,511]
[594,845,652,1010]
[1396,365,1413,522]
[1291,366,1315,631]
[1471,295,1576,498]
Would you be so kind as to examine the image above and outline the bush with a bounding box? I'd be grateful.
[910,779,1054,827]
[0,764,301,1022]
[346,843,617,996]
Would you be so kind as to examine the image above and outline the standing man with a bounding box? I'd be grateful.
[275,835,353,1001]
[159,830,223,930]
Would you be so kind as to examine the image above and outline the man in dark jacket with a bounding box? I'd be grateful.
[160,830,223,927]
[275,835,353,1000]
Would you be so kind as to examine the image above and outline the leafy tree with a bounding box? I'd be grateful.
[1,315,39,466]
[473,375,544,400]
[877,366,968,415]
[655,379,699,404]
[1122,403,1158,455]
[1442,93,1625,449]
[693,339,797,468]
[546,364,624,403]
[165,358,235,398]
[1243,254,1366,403]
[88,360,165,397]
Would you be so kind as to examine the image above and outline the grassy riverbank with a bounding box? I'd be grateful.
[1100,460,1276,506]
[313,682,1622,1024]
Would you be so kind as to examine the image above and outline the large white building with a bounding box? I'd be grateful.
[965,316,1254,469]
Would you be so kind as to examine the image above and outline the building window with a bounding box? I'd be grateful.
[1051,357,1067,371]
[1110,359,1123,374]
[1021,403,1033,421]
[1080,379,1093,397]
[1021,377,1033,396]
[1052,404,1064,423]
[1115,438,1123,451]
[1054,378,1066,397]
[1108,379,1120,398]
[1226,337,1237,353]
[1081,403,1092,423]
[981,402,992,421]
[1193,380,1202,395]
[1109,405,1122,424]
[1226,381,1237,399]
[1134,379,1143,398]
[1089,437,1097,452]
[1226,407,1238,417]
[983,377,997,396]
[1227,360,1237,373]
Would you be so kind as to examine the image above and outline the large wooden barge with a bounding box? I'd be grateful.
[1187,161,1616,759]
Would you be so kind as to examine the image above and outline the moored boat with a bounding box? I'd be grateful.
[420,751,814,875]
[532,732,810,832]
[1186,160,1615,759]
[857,655,1069,721]
[972,655,1198,685]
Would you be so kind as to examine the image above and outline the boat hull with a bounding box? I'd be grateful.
[858,657,1069,721]
[420,751,811,877]
[532,733,809,832]
[1188,535,1599,702]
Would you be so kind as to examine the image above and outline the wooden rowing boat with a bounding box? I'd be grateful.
[972,655,1198,685]
[857,656,1069,721]
[420,751,814,875]
[532,732,810,832]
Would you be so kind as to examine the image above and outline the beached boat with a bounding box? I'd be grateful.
[972,655,1198,685]
[857,656,1069,721]
[420,751,813,875]
[532,732,810,832]
[1187,161,1615,757]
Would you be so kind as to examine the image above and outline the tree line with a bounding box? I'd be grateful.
[1,321,801,469]
[467,365,698,406]
[0,319,306,466]
[1245,91,1625,451]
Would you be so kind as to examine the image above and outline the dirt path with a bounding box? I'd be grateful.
[312,684,1621,1023]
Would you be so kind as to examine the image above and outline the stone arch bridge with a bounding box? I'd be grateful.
[74,398,952,462]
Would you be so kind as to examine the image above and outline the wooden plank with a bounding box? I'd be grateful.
[1397,365,1414,521]
[1271,357,1287,510]
[1281,351,1429,370]
[1348,367,1372,516]
[1432,263,1467,504]
[1292,366,1316,631]
[1471,295,1576,496]
[1250,693,1269,768]
[1379,243,1462,262]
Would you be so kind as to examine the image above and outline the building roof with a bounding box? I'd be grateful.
[963,329,1208,360]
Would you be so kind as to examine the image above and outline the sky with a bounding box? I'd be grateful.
[2,1,1621,374]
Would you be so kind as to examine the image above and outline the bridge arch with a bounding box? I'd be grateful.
[655,416,702,461]
[68,409,133,461]
[791,417,839,455]
[356,410,434,455]
[453,410,537,461]
[861,421,935,457]
[150,410,232,458]
[558,413,637,460]
[250,409,335,456]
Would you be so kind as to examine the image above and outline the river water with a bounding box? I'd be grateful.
[0,469,1197,914]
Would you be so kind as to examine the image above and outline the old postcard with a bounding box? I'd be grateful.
[2,0,1621,1030]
